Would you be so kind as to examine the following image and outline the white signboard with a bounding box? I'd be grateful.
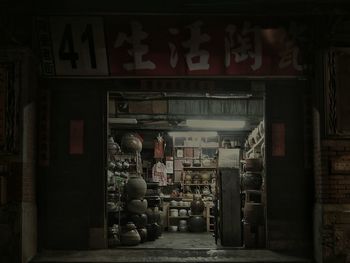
[50,17,108,75]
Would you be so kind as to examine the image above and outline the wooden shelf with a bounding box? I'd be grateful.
[169,216,189,218]
[169,206,190,208]
[183,166,217,169]
[174,146,218,148]
[182,183,211,186]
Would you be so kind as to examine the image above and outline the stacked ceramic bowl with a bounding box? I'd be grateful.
[145,182,162,241]
[124,174,148,245]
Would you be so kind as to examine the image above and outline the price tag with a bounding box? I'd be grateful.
[50,17,108,75]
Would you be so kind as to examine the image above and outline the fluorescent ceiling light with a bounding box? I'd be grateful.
[168,131,218,137]
[186,119,246,129]
[109,118,138,124]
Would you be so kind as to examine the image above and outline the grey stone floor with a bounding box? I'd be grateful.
[31,249,312,263]
[135,232,217,249]
[30,228,312,263]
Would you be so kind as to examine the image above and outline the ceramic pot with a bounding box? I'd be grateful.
[243,203,264,225]
[188,216,205,232]
[129,213,148,228]
[170,209,178,217]
[146,207,161,224]
[155,222,162,237]
[127,199,148,214]
[146,223,157,241]
[120,222,141,246]
[146,182,160,189]
[201,172,211,182]
[179,209,187,217]
[137,228,147,243]
[190,195,205,215]
[121,133,142,153]
[169,225,178,232]
[146,196,161,207]
[179,225,188,232]
[185,174,192,181]
[244,158,263,172]
[126,175,147,199]
[241,172,262,190]
[179,219,187,226]
[170,200,178,207]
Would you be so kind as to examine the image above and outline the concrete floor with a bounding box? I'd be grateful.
[135,232,217,249]
[31,249,312,263]
[30,229,311,263]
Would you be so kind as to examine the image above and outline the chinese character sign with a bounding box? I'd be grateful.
[42,16,307,76]
[105,17,306,76]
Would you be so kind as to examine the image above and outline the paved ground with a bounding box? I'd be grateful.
[135,232,217,249]
[31,232,312,263]
[31,249,312,263]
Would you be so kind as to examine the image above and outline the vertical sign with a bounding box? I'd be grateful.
[69,120,84,155]
[50,17,108,75]
[272,123,285,157]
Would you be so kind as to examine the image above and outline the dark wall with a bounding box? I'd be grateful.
[40,80,105,249]
[265,80,313,253]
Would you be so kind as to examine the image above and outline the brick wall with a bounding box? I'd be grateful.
[314,137,350,262]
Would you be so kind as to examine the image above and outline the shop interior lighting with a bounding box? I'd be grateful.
[168,131,218,137]
[186,119,246,129]
[108,118,138,124]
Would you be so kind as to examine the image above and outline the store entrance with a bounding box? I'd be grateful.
[106,86,265,249]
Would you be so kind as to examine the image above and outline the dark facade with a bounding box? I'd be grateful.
[0,1,350,263]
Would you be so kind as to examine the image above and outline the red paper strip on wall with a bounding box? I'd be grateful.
[69,120,84,155]
[272,123,285,157]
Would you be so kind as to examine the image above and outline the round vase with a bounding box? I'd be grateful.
[241,172,262,190]
[127,199,148,214]
[188,216,206,232]
[126,175,147,199]
[120,222,141,246]
[190,195,205,215]
[121,133,142,153]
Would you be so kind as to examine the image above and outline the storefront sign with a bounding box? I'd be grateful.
[37,16,307,77]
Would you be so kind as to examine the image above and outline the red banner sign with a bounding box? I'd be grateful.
[38,16,307,76]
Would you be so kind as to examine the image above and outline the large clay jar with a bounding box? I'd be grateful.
[190,195,205,215]
[242,172,262,190]
[129,213,148,228]
[146,196,161,208]
[120,222,141,246]
[126,175,147,199]
[146,207,161,224]
[188,215,206,232]
[146,223,158,241]
[244,158,263,172]
[137,228,147,243]
[201,172,211,182]
[127,199,148,214]
[243,203,264,225]
[121,133,142,153]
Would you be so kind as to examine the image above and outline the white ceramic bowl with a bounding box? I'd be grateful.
[169,225,178,232]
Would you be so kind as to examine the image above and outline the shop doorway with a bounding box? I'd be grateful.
[106,81,266,249]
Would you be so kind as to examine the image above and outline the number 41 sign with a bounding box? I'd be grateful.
[50,17,108,75]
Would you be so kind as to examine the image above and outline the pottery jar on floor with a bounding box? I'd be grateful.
[190,195,205,215]
[121,133,142,153]
[126,174,147,199]
[127,199,148,214]
[120,222,141,246]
